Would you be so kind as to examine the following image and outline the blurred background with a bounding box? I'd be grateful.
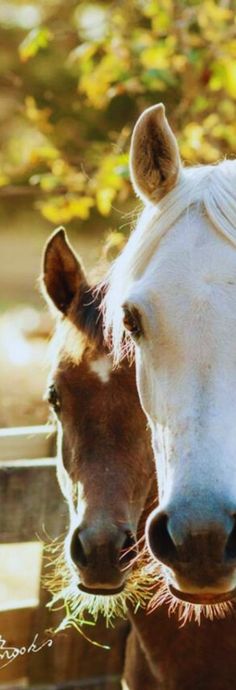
[0,0,235,428]
[0,1,235,686]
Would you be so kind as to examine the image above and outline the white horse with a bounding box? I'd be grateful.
[104,103,236,609]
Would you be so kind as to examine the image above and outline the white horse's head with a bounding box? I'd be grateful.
[104,104,236,607]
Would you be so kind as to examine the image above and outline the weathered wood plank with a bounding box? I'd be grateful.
[0,426,56,461]
[0,458,56,468]
[0,463,68,542]
[0,608,35,683]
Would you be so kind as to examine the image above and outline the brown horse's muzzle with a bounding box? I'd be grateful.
[70,522,137,593]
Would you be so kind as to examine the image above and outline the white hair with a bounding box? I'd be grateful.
[103,160,236,362]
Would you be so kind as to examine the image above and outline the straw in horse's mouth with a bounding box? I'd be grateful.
[44,536,154,632]
[78,583,125,596]
[169,584,236,605]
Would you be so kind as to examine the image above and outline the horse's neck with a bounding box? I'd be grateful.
[126,604,236,690]
[123,619,159,690]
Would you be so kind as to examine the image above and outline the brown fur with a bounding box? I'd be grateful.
[42,227,155,589]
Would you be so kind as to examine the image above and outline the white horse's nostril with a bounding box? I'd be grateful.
[147,503,236,587]
[225,518,236,561]
[147,510,178,566]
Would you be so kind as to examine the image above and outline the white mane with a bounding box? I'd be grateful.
[104,160,236,361]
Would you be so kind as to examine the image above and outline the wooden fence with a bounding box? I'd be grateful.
[0,426,129,689]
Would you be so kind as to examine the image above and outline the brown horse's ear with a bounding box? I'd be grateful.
[42,227,88,314]
[130,103,181,204]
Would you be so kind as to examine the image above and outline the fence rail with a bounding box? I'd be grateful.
[0,424,56,461]
[0,677,122,690]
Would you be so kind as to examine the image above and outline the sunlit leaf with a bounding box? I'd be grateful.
[19,27,53,63]
[25,96,52,133]
[96,187,116,216]
[39,195,94,223]
[0,0,234,229]
[141,44,174,70]
[68,42,98,66]
[79,53,129,108]
[209,59,236,97]
[39,174,60,192]
[143,0,173,21]
[30,145,59,164]
[69,196,94,219]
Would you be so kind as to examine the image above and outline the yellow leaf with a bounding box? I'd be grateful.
[19,28,53,63]
[79,53,129,108]
[25,96,52,133]
[225,61,236,98]
[144,0,173,19]
[141,46,169,70]
[39,196,94,223]
[68,42,97,65]
[141,39,176,70]
[30,145,59,164]
[40,174,59,191]
[210,60,236,97]
[69,196,94,219]
[96,188,116,216]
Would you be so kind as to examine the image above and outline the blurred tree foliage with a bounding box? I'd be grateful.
[0,0,235,233]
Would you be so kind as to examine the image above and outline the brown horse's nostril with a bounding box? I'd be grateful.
[147,511,178,566]
[70,525,137,572]
[225,517,236,561]
[70,527,88,568]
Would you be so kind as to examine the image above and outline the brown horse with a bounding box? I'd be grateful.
[42,229,236,690]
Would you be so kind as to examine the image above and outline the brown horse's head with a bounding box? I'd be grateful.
[42,228,154,603]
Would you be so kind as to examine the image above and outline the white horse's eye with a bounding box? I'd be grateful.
[122,305,143,339]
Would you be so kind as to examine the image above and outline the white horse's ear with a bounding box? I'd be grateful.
[130,103,181,204]
[41,227,88,314]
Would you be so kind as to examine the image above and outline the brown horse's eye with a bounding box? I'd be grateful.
[123,306,143,339]
[47,384,61,414]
